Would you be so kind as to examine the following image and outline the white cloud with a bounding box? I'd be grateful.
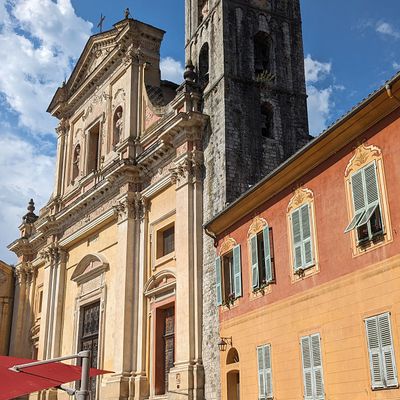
[376,21,400,39]
[0,0,92,134]
[0,132,55,263]
[304,54,331,84]
[160,57,184,83]
[393,61,400,70]
[304,55,336,136]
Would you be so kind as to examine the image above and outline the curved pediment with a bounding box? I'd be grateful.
[71,253,109,283]
[144,270,176,298]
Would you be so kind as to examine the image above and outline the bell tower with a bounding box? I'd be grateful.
[185,0,310,398]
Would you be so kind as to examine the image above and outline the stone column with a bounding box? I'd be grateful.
[168,146,204,400]
[55,119,69,199]
[9,266,28,357]
[103,193,139,399]
[134,197,150,400]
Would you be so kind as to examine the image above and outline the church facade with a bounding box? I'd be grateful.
[7,1,309,399]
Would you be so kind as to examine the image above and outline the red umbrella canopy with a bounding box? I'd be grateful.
[0,356,110,400]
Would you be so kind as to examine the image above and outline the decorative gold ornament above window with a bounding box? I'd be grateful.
[247,216,268,238]
[219,237,238,256]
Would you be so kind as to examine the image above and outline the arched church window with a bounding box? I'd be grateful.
[254,32,271,75]
[113,106,123,146]
[199,43,210,89]
[72,144,81,182]
[261,103,274,138]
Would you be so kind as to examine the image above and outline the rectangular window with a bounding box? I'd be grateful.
[157,224,175,258]
[291,204,314,272]
[257,344,273,399]
[215,245,242,306]
[345,161,384,243]
[300,333,324,400]
[365,312,398,389]
[251,225,274,289]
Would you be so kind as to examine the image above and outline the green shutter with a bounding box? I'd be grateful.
[301,336,314,400]
[233,245,242,298]
[291,209,303,271]
[364,162,379,206]
[215,256,222,306]
[264,344,273,398]
[301,204,314,266]
[351,169,366,213]
[251,235,259,289]
[257,346,266,399]
[365,316,385,389]
[263,226,273,283]
[378,313,398,387]
[311,334,324,400]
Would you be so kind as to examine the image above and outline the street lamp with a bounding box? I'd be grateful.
[218,336,233,352]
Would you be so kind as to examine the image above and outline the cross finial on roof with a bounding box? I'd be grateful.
[125,8,131,19]
[97,13,106,33]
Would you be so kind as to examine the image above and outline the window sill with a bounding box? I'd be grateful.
[291,263,319,283]
[251,283,273,300]
[154,252,175,269]
[352,231,391,258]
[220,297,240,311]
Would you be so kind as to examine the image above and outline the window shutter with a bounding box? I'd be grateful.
[291,209,303,271]
[365,316,385,389]
[378,313,398,387]
[257,346,266,399]
[351,169,366,213]
[364,162,379,206]
[301,204,314,266]
[301,336,314,400]
[311,334,324,399]
[215,256,222,306]
[263,344,273,399]
[233,245,242,298]
[263,226,273,283]
[251,235,259,289]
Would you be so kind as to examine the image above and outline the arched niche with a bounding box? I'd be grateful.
[71,253,109,285]
[113,105,123,146]
[198,43,210,89]
[226,347,240,365]
[72,143,81,182]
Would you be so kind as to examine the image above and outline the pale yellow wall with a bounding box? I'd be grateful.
[0,262,14,355]
[60,220,117,370]
[221,254,400,400]
[147,185,176,277]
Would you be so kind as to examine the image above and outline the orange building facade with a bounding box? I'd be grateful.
[205,74,400,400]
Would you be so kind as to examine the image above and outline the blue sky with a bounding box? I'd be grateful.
[1,0,400,263]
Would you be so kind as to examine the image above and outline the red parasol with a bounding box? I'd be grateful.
[0,355,110,400]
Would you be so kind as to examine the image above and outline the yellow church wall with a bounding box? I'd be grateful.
[147,185,176,275]
[220,254,400,400]
[60,220,117,367]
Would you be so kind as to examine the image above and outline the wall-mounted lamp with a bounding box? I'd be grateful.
[218,336,233,352]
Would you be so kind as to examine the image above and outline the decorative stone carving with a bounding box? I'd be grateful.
[345,142,382,177]
[123,43,144,66]
[287,187,314,212]
[247,216,268,238]
[219,237,237,255]
[71,253,109,285]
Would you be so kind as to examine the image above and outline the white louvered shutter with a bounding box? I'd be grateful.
[311,334,324,399]
[364,162,379,206]
[257,346,266,399]
[264,344,273,399]
[251,235,259,288]
[215,257,222,306]
[233,245,242,298]
[301,204,313,266]
[291,209,303,271]
[365,316,385,389]
[378,313,398,387]
[263,226,273,283]
[301,336,314,400]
